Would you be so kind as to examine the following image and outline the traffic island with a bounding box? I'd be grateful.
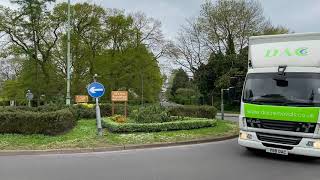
[0,120,238,156]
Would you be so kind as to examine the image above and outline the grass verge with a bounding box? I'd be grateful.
[0,120,238,150]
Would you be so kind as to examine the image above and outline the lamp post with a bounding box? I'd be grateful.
[66,0,71,105]
[221,88,229,120]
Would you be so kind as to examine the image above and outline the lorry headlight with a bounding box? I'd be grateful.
[239,132,252,140]
[314,141,320,149]
[240,132,247,140]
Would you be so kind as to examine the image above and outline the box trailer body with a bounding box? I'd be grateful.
[238,33,320,157]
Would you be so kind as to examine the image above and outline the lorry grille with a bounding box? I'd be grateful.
[246,118,316,133]
[257,132,302,145]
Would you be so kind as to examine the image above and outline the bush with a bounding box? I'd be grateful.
[173,88,200,105]
[0,109,76,135]
[103,118,216,133]
[70,103,131,119]
[168,105,217,119]
[130,105,172,123]
[110,115,127,123]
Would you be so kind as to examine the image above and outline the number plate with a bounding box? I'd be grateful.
[266,148,288,155]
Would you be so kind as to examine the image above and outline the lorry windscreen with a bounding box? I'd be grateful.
[243,73,320,107]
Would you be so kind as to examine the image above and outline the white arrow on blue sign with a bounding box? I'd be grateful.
[87,82,105,98]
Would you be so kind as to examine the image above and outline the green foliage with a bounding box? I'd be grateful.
[70,104,115,119]
[0,120,237,150]
[168,105,217,119]
[130,105,172,123]
[170,68,190,96]
[110,115,127,123]
[193,51,247,105]
[0,2,163,104]
[95,46,162,103]
[173,88,200,105]
[103,118,216,133]
[262,25,290,35]
[0,109,76,135]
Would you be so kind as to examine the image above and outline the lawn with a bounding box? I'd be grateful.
[0,119,238,150]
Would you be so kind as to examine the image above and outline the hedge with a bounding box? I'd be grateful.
[0,109,76,135]
[70,104,135,119]
[1,104,117,120]
[102,118,216,133]
[168,105,217,119]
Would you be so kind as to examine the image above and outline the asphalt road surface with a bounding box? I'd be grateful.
[216,113,239,122]
[1,139,320,180]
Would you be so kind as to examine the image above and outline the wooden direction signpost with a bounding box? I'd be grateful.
[75,95,89,104]
[111,91,128,117]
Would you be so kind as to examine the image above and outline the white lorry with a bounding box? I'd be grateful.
[238,32,320,157]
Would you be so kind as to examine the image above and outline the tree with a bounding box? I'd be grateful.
[174,88,200,105]
[199,0,266,54]
[52,3,108,95]
[130,12,166,59]
[0,0,63,104]
[0,57,22,83]
[262,24,290,35]
[168,19,209,74]
[168,0,290,106]
[94,45,162,103]
[170,68,190,96]
[0,2,167,104]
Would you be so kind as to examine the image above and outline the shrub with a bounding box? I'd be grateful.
[130,105,172,123]
[0,109,76,135]
[111,115,127,123]
[103,118,216,133]
[69,104,112,119]
[0,103,134,120]
[168,105,217,119]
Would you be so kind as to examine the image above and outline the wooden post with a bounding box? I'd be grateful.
[124,101,127,117]
[112,101,115,116]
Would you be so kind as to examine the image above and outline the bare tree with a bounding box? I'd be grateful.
[166,19,210,74]
[199,0,266,54]
[167,0,268,75]
[0,57,22,83]
[130,11,166,59]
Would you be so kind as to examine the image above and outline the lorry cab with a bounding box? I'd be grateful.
[238,33,320,157]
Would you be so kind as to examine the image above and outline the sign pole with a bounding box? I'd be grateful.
[87,74,105,136]
[95,97,103,136]
[221,89,224,120]
[26,90,34,108]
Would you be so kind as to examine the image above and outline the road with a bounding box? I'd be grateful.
[216,113,239,122]
[0,139,319,180]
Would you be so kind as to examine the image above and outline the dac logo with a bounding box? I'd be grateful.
[265,47,309,58]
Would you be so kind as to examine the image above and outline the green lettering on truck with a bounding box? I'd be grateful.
[264,47,309,58]
[244,103,319,123]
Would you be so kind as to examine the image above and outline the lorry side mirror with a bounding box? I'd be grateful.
[228,87,236,100]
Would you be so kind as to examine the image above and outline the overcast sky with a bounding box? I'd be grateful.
[2,0,320,38]
[1,0,320,72]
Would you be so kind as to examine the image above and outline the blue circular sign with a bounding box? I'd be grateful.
[87,82,105,98]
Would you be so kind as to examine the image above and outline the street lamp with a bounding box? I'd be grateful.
[220,88,229,120]
[66,0,71,105]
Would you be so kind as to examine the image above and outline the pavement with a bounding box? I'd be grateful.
[216,113,239,122]
[1,139,320,180]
